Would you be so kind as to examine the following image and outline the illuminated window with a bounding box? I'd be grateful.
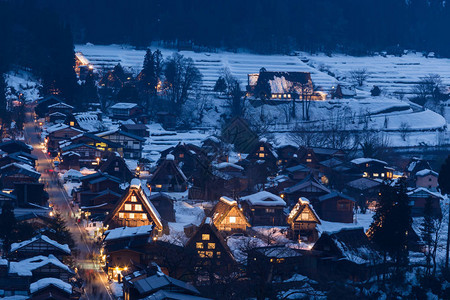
[363,172,368,177]
[288,94,291,98]
[202,234,210,241]
[196,242,204,249]
[124,204,132,211]
[381,173,385,177]
[206,251,214,258]
[198,251,205,258]
[278,94,281,99]
[119,213,124,218]
[259,153,265,158]
[208,243,215,249]
[307,153,311,157]
[306,159,312,163]
[259,146,264,151]
[69,121,75,126]
[283,94,287,98]
[134,204,142,211]
[229,216,236,223]
[366,163,369,168]
[301,212,310,221]
[155,184,162,189]
[142,214,147,219]
[277,258,285,263]
[179,153,184,158]
[131,196,137,202]
[373,173,379,177]
[129,213,135,219]
[217,251,221,258]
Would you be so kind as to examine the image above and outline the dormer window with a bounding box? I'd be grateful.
[259,146,264,151]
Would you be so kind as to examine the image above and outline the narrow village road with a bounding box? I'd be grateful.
[23,107,113,300]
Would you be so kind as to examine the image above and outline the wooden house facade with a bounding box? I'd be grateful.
[185,218,235,272]
[96,130,145,159]
[9,235,71,261]
[240,191,286,226]
[149,155,187,192]
[148,192,176,222]
[287,198,321,242]
[210,196,250,233]
[97,152,134,182]
[407,187,443,217]
[317,192,355,223]
[104,179,163,233]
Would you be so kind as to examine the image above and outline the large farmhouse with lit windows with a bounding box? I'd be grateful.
[104,179,164,234]
[246,70,326,100]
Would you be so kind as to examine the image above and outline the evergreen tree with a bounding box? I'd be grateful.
[80,70,99,108]
[214,77,227,94]
[421,197,435,275]
[0,202,16,253]
[139,48,158,95]
[439,155,450,270]
[113,63,126,82]
[368,177,412,269]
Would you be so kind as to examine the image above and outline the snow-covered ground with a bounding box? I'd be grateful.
[5,70,40,103]
[76,44,449,148]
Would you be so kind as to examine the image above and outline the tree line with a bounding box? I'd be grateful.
[29,0,450,57]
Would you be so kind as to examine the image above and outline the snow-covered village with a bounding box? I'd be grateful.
[1,1,450,299]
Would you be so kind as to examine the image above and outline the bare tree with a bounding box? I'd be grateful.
[399,122,410,141]
[163,53,202,113]
[288,123,325,148]
[349,68,369,86]
[411,74,443,105]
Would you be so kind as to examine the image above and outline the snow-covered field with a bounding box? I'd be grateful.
[75,44,449,148]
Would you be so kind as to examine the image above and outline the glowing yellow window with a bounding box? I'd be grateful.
[229,216,236,223]
[381,173,385,177]
[259,153,265,158]
[134,204,142,211]
[208,243,215,249]
[119,213,124,218]
[288,94,291,98]
[196,242,204,249]
[141,213,147,219]
[69,121,75,126]
[124,204,132,211]
[206,251,214,258]
[155,184,162,189]
[373,173,379,177]
[202,234,210,241]
[259,146,264,151]
[129,213,135,219]
[198,251,205,258]
[179,153,184,158]
[131,195,137,202]
[306,159,312,163]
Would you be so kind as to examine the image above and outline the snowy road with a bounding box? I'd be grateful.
[23,107,113,300]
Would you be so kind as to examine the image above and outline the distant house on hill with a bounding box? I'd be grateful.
[330,84,356,99]
[120,123,149,138]
[405,157,432,178]
[240,191,286,226]
[0,140,33,154]
[246,71,326,100]
[96,129,145,159]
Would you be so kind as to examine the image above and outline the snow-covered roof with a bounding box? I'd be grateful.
[30,278,72,294]
[350,157,387,165]
[1,162,40,176]
[219,196,237,206]
[10,235,70,254]
[9,255,73,276]
[215,162,244,171]
[104,225,154,241]
[130,178,141,189]
[241,191,286,207]
[48,102,74,109]
[166,154,175,161]
[63,169,83,179]
[407,187,443,199]
[111,102,138,109]
[415,169,438,177]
